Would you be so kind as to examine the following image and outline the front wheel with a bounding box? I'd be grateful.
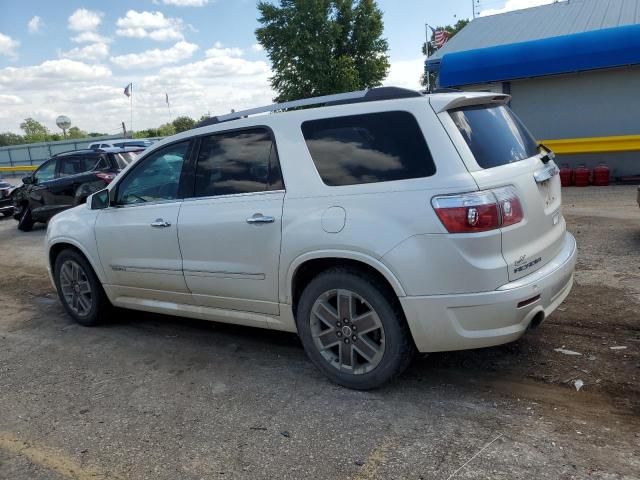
[17,206,34,231]
[296,268,415,390]
[54,249,111,326]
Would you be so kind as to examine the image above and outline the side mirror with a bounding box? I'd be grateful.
[89,189,110,210]
[22,176,33,185]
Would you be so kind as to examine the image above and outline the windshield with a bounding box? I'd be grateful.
[450,105,539,169]
[113,152,138,169]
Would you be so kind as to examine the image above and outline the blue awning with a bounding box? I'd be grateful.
[426,24,640,88]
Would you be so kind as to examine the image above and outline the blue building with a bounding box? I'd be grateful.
[425,0,640,179]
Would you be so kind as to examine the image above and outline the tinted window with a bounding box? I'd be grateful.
[34,159,57,183]
[116,141,189,205]
[59,156,100,176]
[301,111,435,187]
[194,128,283,197]
[450,105,539,169]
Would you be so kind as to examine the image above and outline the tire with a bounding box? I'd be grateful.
[53,249,111,326]
[17,206,34,232]
[296,268,415,390]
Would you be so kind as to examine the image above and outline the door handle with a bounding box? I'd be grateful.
[246,213,275,224]
[150,218,171,228]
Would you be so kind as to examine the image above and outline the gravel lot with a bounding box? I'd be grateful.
[0,185,638,480]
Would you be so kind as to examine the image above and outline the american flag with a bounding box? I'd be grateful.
[431,27,449,49]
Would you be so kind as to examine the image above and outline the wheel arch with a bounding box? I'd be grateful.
[48,239,106,284]
[285,251,407,312]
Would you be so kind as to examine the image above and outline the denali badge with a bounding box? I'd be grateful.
[514,257,542,274]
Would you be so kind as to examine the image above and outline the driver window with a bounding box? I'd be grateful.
[34,159,57,183]
[116,141,189,205]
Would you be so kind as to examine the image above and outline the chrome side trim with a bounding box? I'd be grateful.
[183,270,265,280]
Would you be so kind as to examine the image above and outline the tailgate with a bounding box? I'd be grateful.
[441,101,566,282]
[470,157,565,281]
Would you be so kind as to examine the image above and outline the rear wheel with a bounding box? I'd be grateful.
[17,206,34,232]
[296,268,414,390]
[54,249,110,326]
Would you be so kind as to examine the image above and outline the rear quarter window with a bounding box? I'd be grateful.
[449,105,539,169]
[301,111,435,186]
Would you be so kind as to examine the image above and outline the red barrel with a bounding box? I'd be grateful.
[573,165,590,187]
[593,163,610,186]
[559,165,572,187]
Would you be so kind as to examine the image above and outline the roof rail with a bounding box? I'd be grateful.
[195,87,423,128]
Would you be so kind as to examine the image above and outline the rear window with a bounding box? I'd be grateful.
[301,111,435,186]
[450,105,538,169]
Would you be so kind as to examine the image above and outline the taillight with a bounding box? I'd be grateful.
[432,186,523,233]
[96,172,116,184]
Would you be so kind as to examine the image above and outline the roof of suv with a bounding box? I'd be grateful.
[52,147,143,158]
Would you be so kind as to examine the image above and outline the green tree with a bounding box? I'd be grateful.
[421,19,469,89]
[256,0,390,102]
[67,126,88,139]
[19,118,50,143]
[0,132,25,147]
[172,116,196,133]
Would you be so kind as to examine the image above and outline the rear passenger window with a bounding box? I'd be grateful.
[301,111,435,186]
[194,128,283,197]
[59,156,100,176]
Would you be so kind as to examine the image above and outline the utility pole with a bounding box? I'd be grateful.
[122,122,127,138]
[472,0,477,19]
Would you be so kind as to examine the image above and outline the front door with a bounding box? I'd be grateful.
[95,140,192,296]
[27,158,59,219]
[178,128,285,316]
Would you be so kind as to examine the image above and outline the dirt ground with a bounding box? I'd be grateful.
[0,185,638,479]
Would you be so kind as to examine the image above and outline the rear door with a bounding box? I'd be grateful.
[441,102,565,281]
[177,128,284,317]
[52,155,104,207]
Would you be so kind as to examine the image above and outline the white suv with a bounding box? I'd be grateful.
[45,87,576,389]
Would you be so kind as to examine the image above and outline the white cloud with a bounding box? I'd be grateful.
[0,94,24,105]
[110,41,198,69]
[157,0,209,6]
[72,31,112,44]
[479,0,559,17]
[0,33,19,59]
[206,42,243,58]
[0,46,273,136]
[383,58,425,91]
[60,43,110,62]
[251,43,264,52]
[68,8,103,31]
[116,10,184,41]
[0,59,111,90]
[28,16,43,34]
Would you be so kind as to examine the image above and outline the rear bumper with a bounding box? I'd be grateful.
[401,232,577,352]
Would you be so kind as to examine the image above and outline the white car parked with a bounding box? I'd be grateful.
[46,87,576,389]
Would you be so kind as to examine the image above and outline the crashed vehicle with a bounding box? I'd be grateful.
[12,147,141,231]
[0,178,16,217]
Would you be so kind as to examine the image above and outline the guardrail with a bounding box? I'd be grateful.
[541,135,640,155]
[0,165,36,173]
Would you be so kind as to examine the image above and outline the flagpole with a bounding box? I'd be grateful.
[425,24,431,93]
[130,84,133,138]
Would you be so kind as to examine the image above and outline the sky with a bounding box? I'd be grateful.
[0,0,555,135]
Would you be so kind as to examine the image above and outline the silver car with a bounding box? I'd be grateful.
[45,87,576,389]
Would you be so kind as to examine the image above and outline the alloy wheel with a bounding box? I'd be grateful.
[310,289,385,375]
[59,260,93,317]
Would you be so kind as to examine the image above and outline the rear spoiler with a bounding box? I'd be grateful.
[430,94,510,113]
